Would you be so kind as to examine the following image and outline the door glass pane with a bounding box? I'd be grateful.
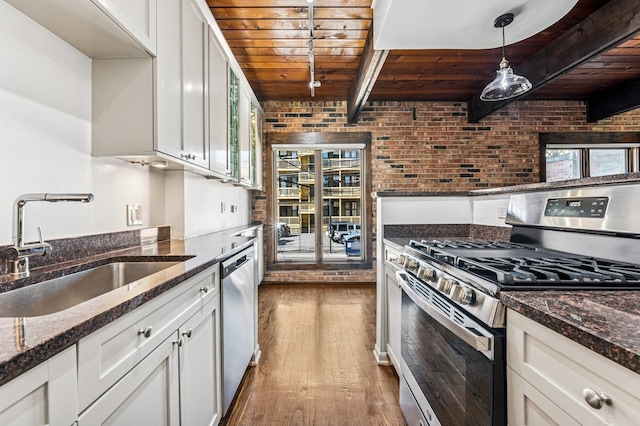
[275,149,315,261]
[275,147,363,262]
[546,149,581,182]
[589,149,626,177]
[322,150,362,260]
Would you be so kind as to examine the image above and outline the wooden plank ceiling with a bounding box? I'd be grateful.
[208,0,640,121]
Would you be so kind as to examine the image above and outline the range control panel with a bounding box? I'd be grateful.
[545,197,609,218]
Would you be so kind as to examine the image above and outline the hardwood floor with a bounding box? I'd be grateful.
[221,283,407,425]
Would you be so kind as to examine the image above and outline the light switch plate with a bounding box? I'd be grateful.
[127,204,143,226]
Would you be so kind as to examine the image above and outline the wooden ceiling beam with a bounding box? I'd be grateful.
[347,26,388,125]
[587,78,640,122]
[467,0,640,123]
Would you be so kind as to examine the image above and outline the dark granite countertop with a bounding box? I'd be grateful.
[501,291,640,375]
[373,172,640,198]
[0,227,256,387]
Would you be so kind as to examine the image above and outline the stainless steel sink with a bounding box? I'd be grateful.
[0,261,181,317]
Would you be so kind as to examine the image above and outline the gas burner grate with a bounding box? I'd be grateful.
[457,256,640,287]
[425,240,528,250]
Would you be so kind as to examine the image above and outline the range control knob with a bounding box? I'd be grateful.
[406,259,419,272]
[458,287,475,306]
[397,255,407,267]
[418,266,436,281]
[436,277,454,294]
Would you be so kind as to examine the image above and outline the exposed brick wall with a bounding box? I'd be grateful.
[252,100,640,283]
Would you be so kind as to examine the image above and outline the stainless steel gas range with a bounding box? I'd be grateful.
[396,184,640,426]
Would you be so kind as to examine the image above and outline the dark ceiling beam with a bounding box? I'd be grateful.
[347,25,388,125]
[467,0,640,123]
[587,78,640,122]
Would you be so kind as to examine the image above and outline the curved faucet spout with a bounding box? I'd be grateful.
[2,193,94,279]
[12,193,94,247]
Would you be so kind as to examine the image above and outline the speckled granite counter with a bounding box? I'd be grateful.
[0,227,257,387]
[501,291,640,375]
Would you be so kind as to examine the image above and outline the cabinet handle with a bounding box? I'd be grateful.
[138,326,153,338]
[173,336,184,347]
[199,285,210,294]
[182,329,193,338]
[583,388,611,409]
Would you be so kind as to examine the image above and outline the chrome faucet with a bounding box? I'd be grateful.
[1,193,94,279]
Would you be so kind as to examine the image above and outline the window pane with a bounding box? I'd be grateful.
[546,149,582,182]
[590,149,626,177]
[323,149,362,260]
[275,149,315,261]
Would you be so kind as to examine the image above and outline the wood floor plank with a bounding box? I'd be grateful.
[221,283,407,425]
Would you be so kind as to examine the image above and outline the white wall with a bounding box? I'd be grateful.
[166,171,250,239]
[0,1,250,245]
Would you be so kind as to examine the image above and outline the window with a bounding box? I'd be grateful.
[589,149,627,177]
[545,149,582,181]
[540,132,640,182]
[265,132,372,269]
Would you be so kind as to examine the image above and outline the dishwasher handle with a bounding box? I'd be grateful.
[221,248,254,279]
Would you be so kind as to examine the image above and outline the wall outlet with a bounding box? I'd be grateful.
[127,204,143,226]
[497,207,507,219]
[230,205,237,213]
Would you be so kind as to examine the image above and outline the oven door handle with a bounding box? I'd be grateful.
[396,271,493,357]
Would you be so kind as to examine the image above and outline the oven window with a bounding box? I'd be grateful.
[401,292,505,425]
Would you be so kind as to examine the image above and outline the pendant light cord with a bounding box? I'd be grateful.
[501,25,506,60]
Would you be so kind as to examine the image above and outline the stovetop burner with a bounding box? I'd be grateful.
[408,239,640,290]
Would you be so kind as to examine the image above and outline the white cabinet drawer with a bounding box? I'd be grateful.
[78,266,218,412]
[507,309,640,425]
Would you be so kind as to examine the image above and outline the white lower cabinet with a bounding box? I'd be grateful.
[0,346,77,426]
[507,308,640,426]
[78,266,221,425]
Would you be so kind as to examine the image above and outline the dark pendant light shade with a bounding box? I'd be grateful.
[480,13,532,102]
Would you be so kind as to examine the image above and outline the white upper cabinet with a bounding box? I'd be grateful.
[93,0,210,172]
[209,29,231,179]
[250,104,264,190]
[4,0,156,57]
[238,87,252,186]
[181,0,209,169]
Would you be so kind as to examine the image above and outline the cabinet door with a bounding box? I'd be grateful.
[78,334,180,426]
[508,367,580,426]
[178,295,222,426]
[238,87,252,186]
[385,264,402,372]
[156,0,183,158]
[250,104,264,190]
[208,28,230,178]
[0,346,77,426]
[181,0,208,168]
[228,69,240,181]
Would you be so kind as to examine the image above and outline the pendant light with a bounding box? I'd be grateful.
[480,13,532,102]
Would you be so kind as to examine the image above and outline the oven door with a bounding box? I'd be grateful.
[397,271,505,426]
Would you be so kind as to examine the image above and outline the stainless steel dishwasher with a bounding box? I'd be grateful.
[220,246,255,415]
